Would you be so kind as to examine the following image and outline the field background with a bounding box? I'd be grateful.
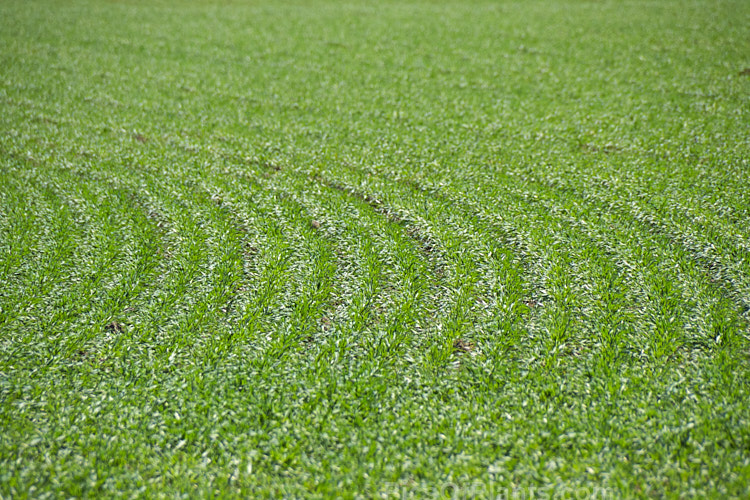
[2,0,750,497]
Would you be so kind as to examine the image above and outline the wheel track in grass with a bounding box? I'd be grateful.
[322,156,746,365]
[311,173,446,277]
[308,168,535,367]
[192,138,536,371]
[288,156,621,355]
[334,163,630,365]
[307,173,454,367]
[0,157,171,373]
[5,127,743,376]
[169,135,531,375]
[3,128,430,380]
[467,169,742,359]
[205,152,447,371]
[513,161,750,315]
[178,158,354,370]
[103,139,418,374]
[0,137,744,352]
[190,175,340,368]
[153,145,540,376]
[198,138,663,368]
[4,139,249,376]
[93,158,280,372]
[498,164,748,354]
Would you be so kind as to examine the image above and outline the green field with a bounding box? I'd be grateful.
[1,0,750,497]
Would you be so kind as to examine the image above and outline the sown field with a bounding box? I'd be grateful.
[1,0,750,498]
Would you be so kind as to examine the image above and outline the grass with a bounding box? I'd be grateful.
[1,0,750,497]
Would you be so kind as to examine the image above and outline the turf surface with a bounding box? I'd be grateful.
[1,0,750,497]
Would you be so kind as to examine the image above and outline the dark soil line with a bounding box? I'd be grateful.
[518,172,750,316]
[312,173,447,279]
[358,171,543,307]
[207,169,359,348]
